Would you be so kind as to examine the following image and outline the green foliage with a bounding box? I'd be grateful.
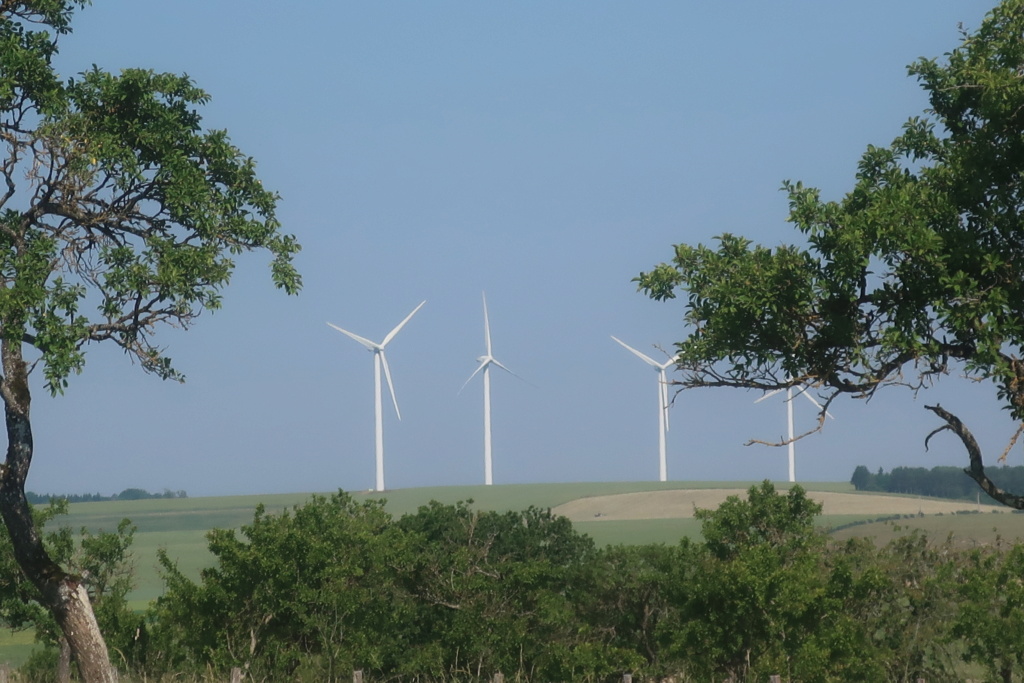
[0,2,299,675]
[148,493,637,682]
[140,482,991,682]
[829,533,961,682]
[0,503,142,673]
[660,483,841,681]
[851,463,1024,501]
[0,500,69,633]
[149,492,414,680]
[697,481,822,559]
[954,543,1024,682]
[586,543,678,676]
[637,0,1024,504]
[395,502,616,681]
[1,2,300,393]
[27,484,1024,681]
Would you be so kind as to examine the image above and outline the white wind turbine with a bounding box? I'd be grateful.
[327,301,425,492]
[612,336,679,482]
[754,383,834,483]
[461,292,519,486]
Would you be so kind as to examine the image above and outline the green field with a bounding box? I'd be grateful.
[827,509,1024,545]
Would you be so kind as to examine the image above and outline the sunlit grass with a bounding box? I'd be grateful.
[0,627,37,668]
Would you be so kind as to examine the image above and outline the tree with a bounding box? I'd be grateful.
[637,0,1024,508]
[0,3,300,680]
[150,496,622,682]
[151,493,413,681]
[395,502,609,681]
[0,500,141,682]
[587,543,678,676]
[850,465,873,491]
[954,543,1024,683]
[660,482,857,681]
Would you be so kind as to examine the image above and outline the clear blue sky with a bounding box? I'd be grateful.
[26,1,1006,496]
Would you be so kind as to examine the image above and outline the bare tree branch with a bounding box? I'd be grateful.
[925,404,1024,509]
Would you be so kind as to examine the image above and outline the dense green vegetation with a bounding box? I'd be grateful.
[0,0,300,677]
[23,480,1011,613]
[637,0,1024,509]
[3,482,1020,682]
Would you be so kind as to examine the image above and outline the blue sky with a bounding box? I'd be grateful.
[25,1,1007,497]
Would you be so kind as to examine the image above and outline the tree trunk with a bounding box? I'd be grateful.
[0,343,115,682]
[58,636,71,683]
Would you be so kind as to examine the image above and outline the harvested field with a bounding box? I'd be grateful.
[551,489,1007,521]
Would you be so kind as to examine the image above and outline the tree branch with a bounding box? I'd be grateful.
[924,404,1024,509]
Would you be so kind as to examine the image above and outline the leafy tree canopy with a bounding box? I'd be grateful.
[0,2,300,679]
[637,0,1024,507]
[2,2,300,393]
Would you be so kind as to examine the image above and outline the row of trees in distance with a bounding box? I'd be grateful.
[850,465,1024,502]
[24,489,188,505]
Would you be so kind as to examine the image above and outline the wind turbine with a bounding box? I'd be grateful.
[612,336,678,482]
[754,383,834,483]
[461,292,518,486]
[327,301,425,492]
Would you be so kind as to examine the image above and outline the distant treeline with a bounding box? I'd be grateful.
[25,488,187,504]
[851,464,1024,502]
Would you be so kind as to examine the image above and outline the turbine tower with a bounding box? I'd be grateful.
[328,301,425,492]
[461,292,518,486]
[755,383,834,483]
[612,336,678,482]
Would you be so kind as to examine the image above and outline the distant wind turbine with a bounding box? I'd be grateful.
[327,301,426,492]
[461,292,520,486]
[612,336,679,482]
[754,383,834,483]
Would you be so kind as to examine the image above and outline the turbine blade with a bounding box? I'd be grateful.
[459,362,486,395]
[754,388,785,403]
[491,357,536,388]
[327,322,379,351]
[611,336,659,367]
[383,300,426,347]
[379,351,401,420]
[491,357,517,376]
[482,292,492,356]
[798,388,835,419]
